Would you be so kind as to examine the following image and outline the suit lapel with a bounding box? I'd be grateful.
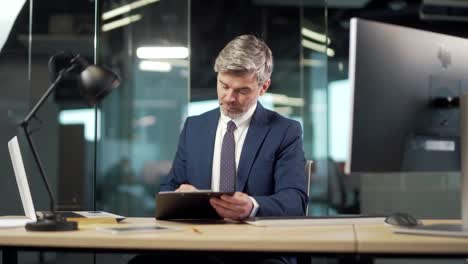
[200,109,219,189]
[236,103,270,191]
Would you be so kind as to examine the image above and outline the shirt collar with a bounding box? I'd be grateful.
[220,102,257,128]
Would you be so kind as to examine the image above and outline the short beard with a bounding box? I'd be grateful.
[221,107,243,119]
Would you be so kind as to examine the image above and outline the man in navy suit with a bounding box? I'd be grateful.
[152,35,307,264]
[161,34,307,222]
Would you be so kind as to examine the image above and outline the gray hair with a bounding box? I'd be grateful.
[214,35,273,86]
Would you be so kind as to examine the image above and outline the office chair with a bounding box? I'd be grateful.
[305,160,313,216]
[327,158,359,214]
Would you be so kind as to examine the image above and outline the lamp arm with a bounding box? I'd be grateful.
[22,74,64,125]
[20,70,68,213]
[22,124,56,212]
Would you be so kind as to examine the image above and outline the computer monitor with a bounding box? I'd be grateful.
[345,18,468,174]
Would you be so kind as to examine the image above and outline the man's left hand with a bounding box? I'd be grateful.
[209,192,253,220]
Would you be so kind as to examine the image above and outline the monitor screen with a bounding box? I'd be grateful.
[346,18,468,173]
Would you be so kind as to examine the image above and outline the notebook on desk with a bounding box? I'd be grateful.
[5,136,124,229]
[244,215,386,227]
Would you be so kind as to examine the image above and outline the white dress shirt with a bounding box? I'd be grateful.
[211,103,260,217]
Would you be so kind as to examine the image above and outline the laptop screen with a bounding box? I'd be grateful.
[8,136,37,221]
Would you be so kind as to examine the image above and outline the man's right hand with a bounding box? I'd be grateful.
[175,184,197,192]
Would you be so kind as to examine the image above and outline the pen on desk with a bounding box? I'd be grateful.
[191,227,202,234]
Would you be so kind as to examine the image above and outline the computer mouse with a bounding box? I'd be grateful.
[384,212,420,227]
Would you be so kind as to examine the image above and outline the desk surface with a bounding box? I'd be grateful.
[0,218,355,253]
[2,218,468,256]
[355,220,468,255]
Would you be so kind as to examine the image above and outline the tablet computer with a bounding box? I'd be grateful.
[155,191,234,220]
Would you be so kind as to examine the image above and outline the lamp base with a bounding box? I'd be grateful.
[26,218,78,231]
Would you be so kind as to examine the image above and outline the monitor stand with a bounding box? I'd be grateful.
[395,94,468,237]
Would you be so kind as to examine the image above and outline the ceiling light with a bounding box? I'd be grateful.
[139,60,172,72]
[302,39,335,57]
[302,58,326,67]
[102,0,159,21]
[136,47,189,59]
[102,14,142,32]
[301,27,331,44]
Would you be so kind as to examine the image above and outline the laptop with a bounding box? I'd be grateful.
[4,136,124,229]
[2,136,37,228]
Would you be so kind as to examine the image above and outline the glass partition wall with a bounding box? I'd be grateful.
[4,1,468,263]
[9,0,468,226]
[96,0,190,217]
[96,0,329,217]
[94,3,468,264]
[0,1,31,217]
[0,0,98,263]
[0,0,329,223]
[0,0,97,215]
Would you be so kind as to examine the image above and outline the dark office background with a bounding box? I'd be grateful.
[1,0,468,263]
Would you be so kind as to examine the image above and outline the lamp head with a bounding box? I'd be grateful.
[79,65,120,106]
[49,52,120,106]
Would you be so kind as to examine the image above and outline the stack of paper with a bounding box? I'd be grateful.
[0,218,33,229]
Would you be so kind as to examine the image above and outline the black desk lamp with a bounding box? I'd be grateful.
[20,53,120,231]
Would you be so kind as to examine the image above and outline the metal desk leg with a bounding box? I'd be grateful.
[3,249,18,264]
[356,255,374,264]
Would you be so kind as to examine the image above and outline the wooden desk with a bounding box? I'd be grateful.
[0,217,355,262]
[355,220,468,257]
[4,218,468,263]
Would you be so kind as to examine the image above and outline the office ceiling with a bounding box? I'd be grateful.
[190,0,468,100]
[254,0,370,8]
[7,0,468,102]
[12,0,468,55]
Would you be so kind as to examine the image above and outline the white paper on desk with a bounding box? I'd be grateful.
[96,225,180,235]
[245,217,386,227]
[0,218,33,229]
[73,211,124,219]
[393,224,468,237]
